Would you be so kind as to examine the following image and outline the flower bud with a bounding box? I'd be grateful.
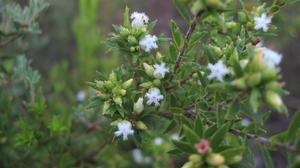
[113,96,123,105]
[134,97,144,114]
[238,11,247,24]
[104,81,114,89]
[265,81,284,91]
[192,73,198,79]
[140,82,153,88]
[120,27,130,35]
[136,121,147,130]
[265,91,283,111]
[205,0,225,9]
[206,153,225,166]
[143,63,154,77]
[96,81,105,89]
[156,52,162,61]
[189,154,201,163]
[226,21,239,34]
[231,78,247,90]
[195,139,210,154]
[181,161,194,168]
[119,89,127,96]
[209,44,222,56]
[130,46,136,52]
[128,35,137,45]
[109,71,117,82]
[262,68,278,82]
[153,79,161,86]
[103,101,110,114]
[246,73,262,87]
[191,0,205,15]
[228,155,242,164]
[122,79,134,89]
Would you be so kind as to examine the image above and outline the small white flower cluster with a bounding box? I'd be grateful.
[154,137,164,146]
[170,133,181,141]
[114,121,134,141]
[154,63,169,79]
[76,90,86,102]
[132,149,152,164]
[262,48,282,69]
[207,60,230,82]
[145,88,164,107]
[130,12,158,52]
[254,13,272,32]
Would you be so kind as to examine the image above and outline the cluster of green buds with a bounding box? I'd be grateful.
[88,71,133,114]
[231,47,286,113]
[182,139,242,168]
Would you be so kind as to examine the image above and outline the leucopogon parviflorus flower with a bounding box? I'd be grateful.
[154,137,164,146]
[207,60,230,82]
[153,62,169,79]
[131,12,149,28]
[114,121,134,141]
[139,34,158,52]
[254,13,272,32]
[262,48,282,69]
[145,88,164,106]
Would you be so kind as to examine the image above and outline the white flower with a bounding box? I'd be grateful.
[153,63,169,79]
[154,137,164,146]
[114,121,134,141]
[132,149,144,163]
[207,60,230,82]
[241,119,251,126]
[170,133,181,141]
[262,48,282,68]
[254,13,272,32]
[131,12,149,28]
[144,157,152,164]
[145,88,164,106]
[76,91,86,102]
[139,34,158,52]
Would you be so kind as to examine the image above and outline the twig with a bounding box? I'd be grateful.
[170,10,204,82]
[205,120,297,153]
[0,34,22,48]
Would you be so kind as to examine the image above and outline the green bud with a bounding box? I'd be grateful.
[246,73,262,87]
[207,153,225,166]
[182,161,194,168]
[265,91,283,111]
[156,52,162,61]
[103,101,110,114]
[130,46,136,52]
[227,155,242,164]
[262,68,278,82]
[122,79,134,89]
[192,73,199,79]
[119,89,127,96]
[98,93,110,100]
[109,71,117,82]
[209,44,222,56]
[153,79,161,86]
[232,78,247,90]
[205,0,225,9]
[265,81,284,92]
[191,0,205,15]
[189,154,202,163]
[143,63,154,77]
[113,96,123,105]
[140,82,153,88]
[133,97,144,114]
[238,11,248,24]
[96,80,105,89]
[226,21,240,34]
[128,35,137,45]
[104,81,114,89]
[136,121,147,130]
[120,27,130,35]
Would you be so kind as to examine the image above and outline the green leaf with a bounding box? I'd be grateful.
[195,115,204,138]
[147,20,157,31]
[164,120,177,133]
[183,126,200,144]
[170,20,184,49]
[286,110,300,142]
[172,140,196,153]
[169,43,178,63]
[209,122,231,149]
[232,59,243,77]
[173,0,191,23]
[96,71,107,81]
[286,0,300,4]
[259,145,274,168]
[123,7,130,28]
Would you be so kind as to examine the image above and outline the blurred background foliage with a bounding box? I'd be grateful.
[0,0,300,167]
